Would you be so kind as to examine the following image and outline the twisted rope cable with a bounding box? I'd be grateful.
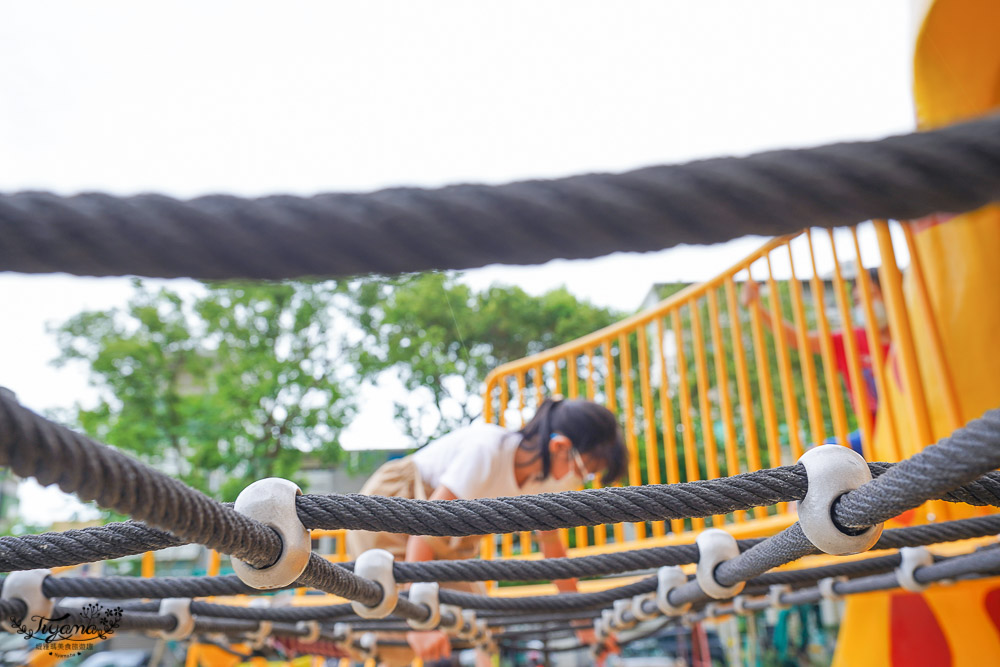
[4,114,1000,280]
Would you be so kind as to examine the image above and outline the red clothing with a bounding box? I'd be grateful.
[830,327,889,423]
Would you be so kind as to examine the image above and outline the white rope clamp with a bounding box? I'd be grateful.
[351,549,399,619]
[231,478,312,589]
[896,546,934,592]
[155,598,195,641]
[612,599,637,630]
[631,592,659,622]
[695,529,745,599]
[359,632,378,661]
[406,582,441,631]
[457,609,479,640]
[296,620,322,643]
[333,622,354,644]
[438,604,464,634]
[655,566,692,615]
[818,576,846,600]
[0,569,53,633]
[768,584,791,611]
[797,445,883,555]
[594,617,607,642]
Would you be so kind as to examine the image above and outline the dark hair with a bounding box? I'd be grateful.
[867,267,881,289]
[516,397,627,485]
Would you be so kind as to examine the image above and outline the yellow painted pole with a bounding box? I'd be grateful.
[671,309,705,532]
[654,317,683,534]
[553,358,563,396]
[765,255,804,462]
[826,229,874,453]
[805,231,851,445]
[688,298,723,527]
[141,550,155,578]
[567,353,579,399]
[533,365,544,406]
[498,380,508,428]
[900,223,963,432]
[874,221,934,456]
[603,339,625,544]
[786,243,826,444]
[619,332,647,540]
[184,643,201,667]
[747,284,785,514]
[707,289,744,523]
[724,277,767,520]
[851,227,901,461]
[483,375,497,424]
[583,349,607,545]
[636,325,665,536]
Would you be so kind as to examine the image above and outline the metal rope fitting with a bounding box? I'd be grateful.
[896,546,934,592]
[351,549,399,619]
[593,617,607,642]
[359,632,378,661]
[656,566,692,615]
[333,622,354,644]
[818,576,846,600]
[731,595,749,616]
[406,582,441,631]
[631,592,659,622]
[231,478,311,589]
[155,598,195,641]
[457,609,478,640]
[768,584,791,611]
[612,599,637,630]
[296,620,321,643]
[600,609,615,636]
[695,529,745,599]
[438,604,464,634]
[0,569,53,633]
[798,445,883,555]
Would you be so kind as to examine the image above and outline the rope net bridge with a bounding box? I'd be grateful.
[3,114,1000,664]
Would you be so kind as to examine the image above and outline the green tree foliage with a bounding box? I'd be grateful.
[51,280,354,501]
[345,273,622,445]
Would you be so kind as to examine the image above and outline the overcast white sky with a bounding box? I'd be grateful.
[1,1,916,522]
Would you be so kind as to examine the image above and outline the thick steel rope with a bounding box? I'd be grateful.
[0,393,405,616]
[4,114,1000,280]
[834,407,1000,530]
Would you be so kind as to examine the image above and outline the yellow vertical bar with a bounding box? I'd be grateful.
[688,299,724,527]
[787,244,826,444]
[603,340,624,543]
[826,229,874,452]
[568,353,579,399]
[498,380,508,428]
[806,231,851,445]
[568,352,587,548]
[874,221,934,454]
[337,530,347,562]
[208,550,221,576]
[619,332,646,541]
[851,227,901,461]
[501,533,513,558]
[724,277,767,520]
[672,309,705,532]
[585,349,596,401]
[480,535,496,594]
[516,370,532,552]
[553,359,563,396]
[142,551,155,578]
[900,223,963,432]
[748,281,784,513]
[654,317,684,533]
[533,365,544,406]
[584,348,606,546]
[765,256,804,462]
[483,377,497,424]
[636,325,665,537]
[707,289,744,524]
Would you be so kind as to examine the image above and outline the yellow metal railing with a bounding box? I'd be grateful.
[482,221,956,557]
